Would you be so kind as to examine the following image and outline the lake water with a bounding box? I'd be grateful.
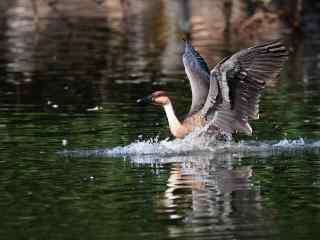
[1,2,320,240]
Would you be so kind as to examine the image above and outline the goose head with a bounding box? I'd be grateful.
[137,91,170,106]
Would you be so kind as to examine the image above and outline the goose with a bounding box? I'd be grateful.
[137,39,288,139]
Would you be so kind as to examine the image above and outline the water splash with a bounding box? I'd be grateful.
[61,134,320,161]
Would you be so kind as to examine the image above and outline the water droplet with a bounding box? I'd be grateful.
[62,139,68,146]
[87,106,103,112]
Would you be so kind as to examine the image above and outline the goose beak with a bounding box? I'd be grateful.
[137,95,152,106]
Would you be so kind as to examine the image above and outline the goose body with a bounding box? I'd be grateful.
[138,40,288,139]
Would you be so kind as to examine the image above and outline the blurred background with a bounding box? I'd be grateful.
[1,0,319,142]
[0,0,316,108]
[1,1,320,240]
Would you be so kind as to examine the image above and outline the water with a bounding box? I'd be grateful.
[1,1,320,240]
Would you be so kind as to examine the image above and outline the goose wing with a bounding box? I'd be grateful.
[182,39,210,115]
[201,40,289,135]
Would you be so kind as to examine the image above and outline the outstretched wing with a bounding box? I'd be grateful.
[182,39,210,115]
[201,40,288,135]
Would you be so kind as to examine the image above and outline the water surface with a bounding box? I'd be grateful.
[1,2,320,240]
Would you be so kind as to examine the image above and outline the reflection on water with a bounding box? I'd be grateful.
[161,155,266,239]
[157,150,320,239]
[1,1,320,240]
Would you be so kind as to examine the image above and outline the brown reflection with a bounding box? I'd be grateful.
[1,0,170,108]
[189,0,287,68]
[238,8,282,44]
[156,153,274,238]
[0,0,311,111]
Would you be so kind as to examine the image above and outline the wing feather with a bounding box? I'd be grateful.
[182,39,210,115]
[201,40,288,135]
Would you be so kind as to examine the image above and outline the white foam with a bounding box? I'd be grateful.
[61,134,320,161]
[272,137,305,147]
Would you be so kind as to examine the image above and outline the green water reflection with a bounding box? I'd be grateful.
[1,1,320,240]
